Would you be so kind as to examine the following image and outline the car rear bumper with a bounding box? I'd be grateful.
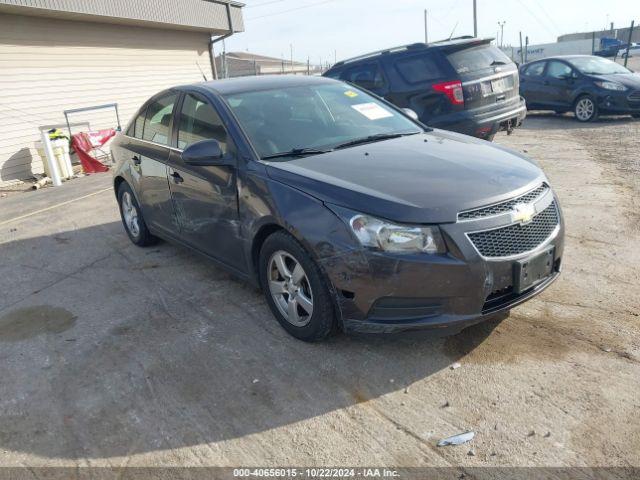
[429,97,527,139]
[320,186,564,335]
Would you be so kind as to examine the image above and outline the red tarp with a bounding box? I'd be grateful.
[71,129,116,173]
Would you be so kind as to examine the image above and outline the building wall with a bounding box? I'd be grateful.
[558,26,640,44]
[0,14,211,185]
[0,0,244,33]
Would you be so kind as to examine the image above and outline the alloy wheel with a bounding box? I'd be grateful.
[575,98,595,121]
[268,250,314,327]
[121,191,140,238]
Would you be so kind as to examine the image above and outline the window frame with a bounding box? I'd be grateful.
[341,61,388,92]
[394,52,445,85]
[523,61,547,78]
[139,91,179,147]
[173,90,235,157]
[545,60,575,80]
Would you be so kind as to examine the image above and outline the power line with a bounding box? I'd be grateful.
[246,0,338,21]
[515,0,557,38]
[245,0,288,9]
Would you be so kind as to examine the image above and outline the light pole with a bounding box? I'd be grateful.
[498,21,506,47]
[473,0,477,37]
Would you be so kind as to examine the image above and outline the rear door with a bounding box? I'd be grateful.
[123,92,179,236]
[445,43,519,111]
[166,91,244,271]
[519,61,547,107]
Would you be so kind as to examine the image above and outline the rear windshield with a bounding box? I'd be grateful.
[447,45,512,75]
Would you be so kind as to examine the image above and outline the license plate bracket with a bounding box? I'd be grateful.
[514,247,555,294]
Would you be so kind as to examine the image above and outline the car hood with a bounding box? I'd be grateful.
[590,72,640,89]
[265,130,546,224]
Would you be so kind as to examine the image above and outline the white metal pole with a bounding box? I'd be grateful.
[40,129,62,187]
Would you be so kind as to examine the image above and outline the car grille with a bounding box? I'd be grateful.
[628,90,640,102]
[458,183,549,220]
[468,201,559,257]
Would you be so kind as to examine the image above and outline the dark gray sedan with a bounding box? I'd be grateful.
[111,75,564,341]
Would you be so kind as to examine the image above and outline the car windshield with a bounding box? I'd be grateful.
[568,57,631,75]
[224,82,422,160]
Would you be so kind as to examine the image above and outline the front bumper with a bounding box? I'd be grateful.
[596,89,640,115]
[320,187,564,334]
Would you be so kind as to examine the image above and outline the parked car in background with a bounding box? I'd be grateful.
[111,76,563,342]
[324,37,526,141]
[519,55,640,121]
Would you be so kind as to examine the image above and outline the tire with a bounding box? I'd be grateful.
[574,95,598,122]
[259,230,337,342]
[117,182,157,247]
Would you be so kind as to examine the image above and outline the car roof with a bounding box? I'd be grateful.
[330,37,493,69]
[181,75,338,96]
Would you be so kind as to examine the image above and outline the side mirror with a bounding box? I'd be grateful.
[402,108,419,121]
[182,139,227,166]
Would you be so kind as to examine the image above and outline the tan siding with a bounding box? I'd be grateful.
[0,14,212,185]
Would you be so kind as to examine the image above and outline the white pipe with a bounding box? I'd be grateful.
[40,129,62,187]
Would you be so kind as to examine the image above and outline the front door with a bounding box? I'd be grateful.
[125,92,179,236]
[167,92,245,271]
[543,61,576,109]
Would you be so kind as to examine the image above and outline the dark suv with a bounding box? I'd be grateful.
[324,37,526,140]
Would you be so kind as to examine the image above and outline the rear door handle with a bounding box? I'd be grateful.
[170,171,184,184]
[132,155,141,165]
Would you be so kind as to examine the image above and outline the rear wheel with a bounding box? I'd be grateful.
[574,95,598,122]
[259,231,337,342]
[117,182,157,247]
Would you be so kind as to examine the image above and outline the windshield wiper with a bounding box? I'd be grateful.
[490,60,508,66]
[333,132,419,150]
[261,148,332,160]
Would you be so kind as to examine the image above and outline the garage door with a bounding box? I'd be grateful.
[0,14,212,186]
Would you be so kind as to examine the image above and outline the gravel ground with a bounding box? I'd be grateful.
[0,114,638,477]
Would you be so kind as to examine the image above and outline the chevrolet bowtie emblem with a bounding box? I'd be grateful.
[511,203,536,225]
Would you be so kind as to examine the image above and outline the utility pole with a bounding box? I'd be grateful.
[473,0,478,37]
[290,44,294,72]
[624,20,635,68]
[519,31,524,64]
[498,21,506,47]
[424,9,428,43]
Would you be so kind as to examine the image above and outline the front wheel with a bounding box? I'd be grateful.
[259,231,337,342]
[574,96,598,122]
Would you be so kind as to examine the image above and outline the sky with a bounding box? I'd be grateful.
[224,0,638,65]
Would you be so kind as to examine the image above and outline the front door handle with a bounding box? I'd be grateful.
[170,171,184,184]
[132,155,141,165]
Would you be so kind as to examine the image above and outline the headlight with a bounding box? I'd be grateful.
[595,81,627,91]
[349,214,446,254]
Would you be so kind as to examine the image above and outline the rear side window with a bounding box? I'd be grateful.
[523,62,546,77]
[177,93,228,152]
[395,53,444,84]
[142,93,178,145]
[447,45,512,74]
[127,109,147,138]
[342,63,386,90]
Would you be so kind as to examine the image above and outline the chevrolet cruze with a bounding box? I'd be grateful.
[112,76,564,342]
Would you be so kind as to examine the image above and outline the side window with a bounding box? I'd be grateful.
[546,61,573,79]
[342,63,386,91]
[324,69,342,80]
[142,93,178,145]
[127,108,147,138]
[523,62,545,78]
[395,53,443,84]
[177,93,228,153]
